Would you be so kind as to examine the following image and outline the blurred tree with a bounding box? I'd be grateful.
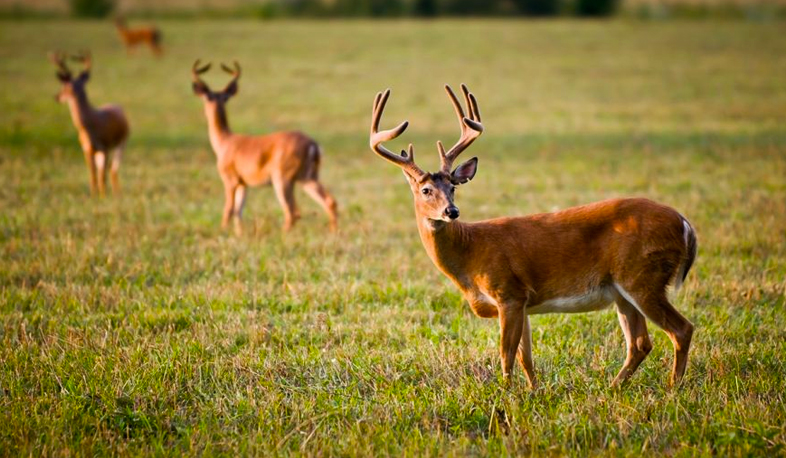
[575,0,619,16]
[511,0,560,16]
[414,0,438,17]
[69,0,115,17]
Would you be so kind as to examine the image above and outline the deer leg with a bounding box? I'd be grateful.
[610,297,652,387]
[301,180,338,232]
[232,185,247,236]
[516,313,537,389]
[273,178,298,232]
[499,304,524,382]
[83,150,98,196]
[221,184,235,230]
[94,151,108,197]
[614,284,694,387]
[110,145,123,195]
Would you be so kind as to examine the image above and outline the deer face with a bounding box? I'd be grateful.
[192,78,237,107]
[191,60,240,111]
[50,51,91,104]
[369,85,483,227]
[55,71,89,103]
[405,158,478,223]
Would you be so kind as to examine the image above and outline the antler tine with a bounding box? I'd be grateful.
[369,89,425,180]
[439,84,484,173]
[72,50,92,71]
[220,61,241,91]
[192,59,211,81]
[48,50,71,75]
[221,61,241,78]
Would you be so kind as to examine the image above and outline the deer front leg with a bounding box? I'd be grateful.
[516,314,537,389]
[83,150,98,196]
[498,303,524,382]
[94,151,107,197]
[233,185,247,236]
[221,184,235,230]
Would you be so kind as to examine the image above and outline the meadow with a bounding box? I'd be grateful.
[1,18,785,456]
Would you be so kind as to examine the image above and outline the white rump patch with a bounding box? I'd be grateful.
[528,286,615,315]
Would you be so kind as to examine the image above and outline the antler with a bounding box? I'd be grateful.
[192,59,212,82]
[370,89,425,180]
[71,50,92,73]
[221,61,241,89]
[49,50,71,78]
[438,84,483,173]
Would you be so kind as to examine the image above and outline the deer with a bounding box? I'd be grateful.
[50,51,129,197]
[114,17,162,56]
[369,85,697,389]
[191,60,338,234]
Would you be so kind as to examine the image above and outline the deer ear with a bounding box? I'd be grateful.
[451,157,478,185]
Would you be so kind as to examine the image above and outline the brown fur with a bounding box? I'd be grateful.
[370,86,697,389]
[51,52,129,196]
[192,61,337,234]
[115,18,162,56]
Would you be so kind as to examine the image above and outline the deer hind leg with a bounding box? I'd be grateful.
[273,178,298,232]
[516,313,537,389]
[498,304,525,382]
[614,284,694,387]
[610,297,652,387]
[232,185,247,236]
[301,180,338,232]
[110,144,123,195]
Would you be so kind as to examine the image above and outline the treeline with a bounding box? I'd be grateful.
[68,0,620,18]
[262,0,620,17]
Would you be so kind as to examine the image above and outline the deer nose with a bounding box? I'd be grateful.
[445,206,460,220]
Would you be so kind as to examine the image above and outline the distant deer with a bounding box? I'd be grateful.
[191,60,338,234]
[50,51,129,197]
[114,17,162,56]
[369,85,697,388]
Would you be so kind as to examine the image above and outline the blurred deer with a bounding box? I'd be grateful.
[191,60,338,234]
[369,85,697,388]
[114,17,162,56]
[50,51,129,196]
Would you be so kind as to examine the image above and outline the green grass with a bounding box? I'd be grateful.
[1,19,785,456]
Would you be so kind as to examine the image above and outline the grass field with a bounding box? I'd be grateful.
[1,19,785,456]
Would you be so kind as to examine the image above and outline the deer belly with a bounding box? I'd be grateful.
[527,286,615,315]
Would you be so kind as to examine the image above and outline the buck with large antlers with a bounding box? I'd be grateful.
[50,51,129,196]
[369,85,697,388]
[114,17,162,56]
[191,60,338,234]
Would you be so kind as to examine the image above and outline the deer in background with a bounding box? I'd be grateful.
[191,60,338,234]
[369,85,697,388]
[50,51,128,197]
[114,17,162,56]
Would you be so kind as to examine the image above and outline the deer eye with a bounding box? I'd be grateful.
[421,187,431,196]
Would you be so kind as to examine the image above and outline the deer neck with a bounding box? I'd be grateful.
[204,103,232,153]
[415,214,473,287]
[65,90,95,134]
